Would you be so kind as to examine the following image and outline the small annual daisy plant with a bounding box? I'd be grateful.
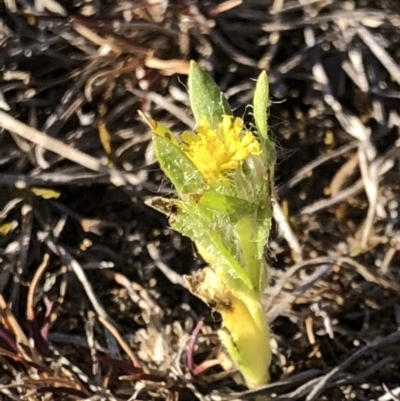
[140,61,275,388]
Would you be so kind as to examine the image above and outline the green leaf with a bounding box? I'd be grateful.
[188,61,232,128]
[197,192,253,216]
[235,216,262,290]
[138,111,180,145]
[253,71,269,140]
[253,71,275,172]
[153,136,207,193]
[172,199,253,289]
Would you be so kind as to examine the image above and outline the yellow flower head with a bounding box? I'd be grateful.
[180,115,261,184]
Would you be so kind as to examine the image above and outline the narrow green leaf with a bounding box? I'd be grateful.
[234,216,260,290]
[253,71,269,140]
[197,192,253,216]
[253,72,275,173]
[153,136,207,193]
[254,203,273,257]
[188,61,232,128]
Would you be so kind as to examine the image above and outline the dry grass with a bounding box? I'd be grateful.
[0,1,400,400]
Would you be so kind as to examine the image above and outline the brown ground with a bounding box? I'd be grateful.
[0,1,400,400]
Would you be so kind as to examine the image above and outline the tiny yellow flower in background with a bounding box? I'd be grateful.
[181,115,261,184]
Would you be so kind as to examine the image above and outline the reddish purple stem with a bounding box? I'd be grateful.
[187,320,204,376]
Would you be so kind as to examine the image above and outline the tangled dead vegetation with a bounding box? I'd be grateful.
[0,1,400,400]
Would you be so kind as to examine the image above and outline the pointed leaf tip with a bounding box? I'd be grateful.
[188,61,232,128]
[253,71,269,140]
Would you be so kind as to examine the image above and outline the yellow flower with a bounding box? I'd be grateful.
[180,115,261,184]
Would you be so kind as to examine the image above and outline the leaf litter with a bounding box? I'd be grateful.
[0,0,400,400]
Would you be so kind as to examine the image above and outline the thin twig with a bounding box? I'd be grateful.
[0,111,144,188]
